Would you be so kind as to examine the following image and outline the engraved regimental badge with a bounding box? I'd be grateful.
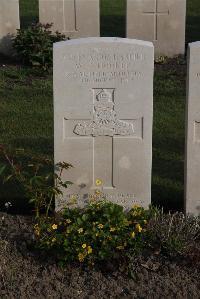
[74,88,134,137]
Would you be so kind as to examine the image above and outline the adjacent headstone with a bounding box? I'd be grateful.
[185,42,200,216]
[39,0,100,38]
[0,0,20,55]
[126,0,186,57]
[54,37,154,210]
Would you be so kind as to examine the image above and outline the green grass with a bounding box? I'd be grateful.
[153,61,186,211]
[0,0,200,212]
[100,0,126,37]
[19,0,39,28]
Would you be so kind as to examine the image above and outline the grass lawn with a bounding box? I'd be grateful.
[0,0,200,212]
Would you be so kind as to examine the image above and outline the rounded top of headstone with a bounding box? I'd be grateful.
[53,37,154,49]
[189,41,200,49]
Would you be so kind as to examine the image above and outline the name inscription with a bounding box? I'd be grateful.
[56,192,140,210]
[64,49,145,84]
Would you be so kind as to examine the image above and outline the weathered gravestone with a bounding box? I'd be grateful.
[0,0,20,55]
[126,0,186,57]
[54,37,154,210]
[185,42,200,216]
[39,0,100,38]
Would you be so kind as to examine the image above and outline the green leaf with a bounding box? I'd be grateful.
[77,218,82,225]
[0,165,6,176]
[3,174,13,183]
[29,197,36,203]
[82,214,88,221]
[30,176,44,186]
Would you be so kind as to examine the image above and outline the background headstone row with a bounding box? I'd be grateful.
[0,0,186,57]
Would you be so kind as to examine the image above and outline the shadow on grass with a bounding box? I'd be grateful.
[11,137,53,157]
[20,16,39,29]
[152,135,184,212]
[0,181,32,214]
[101,16,126,37]
[152,183,183,213]
[186,16,200,44]
[0,137,54,214]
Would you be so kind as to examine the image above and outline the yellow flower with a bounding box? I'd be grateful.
[52,238,56,243]
[116,245,124,250]
[78,228,84,234]
[132,210,142,217]
[143,220,147,224]
[131,231,135,238]
[95,189,101,195]
[95,179,102,186]
[34,224,40,235]
[132,204,140,209]
[89,194,96,202]
[135,224,142,233]
[78,253,85,262]
[69,195,78,205]
[66,219,72,224]
[82,243,87,249]
[110,227,116,232]
[34,229,40,236]
[98,224,104,229]
[52,224,58,230]
[87,246,93,254]
[70,194,77,201]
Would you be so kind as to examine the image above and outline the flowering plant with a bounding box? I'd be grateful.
[35,200,155,265]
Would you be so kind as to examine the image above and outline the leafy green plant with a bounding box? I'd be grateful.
[34,201,155,265]
[13,23,66,70]
[0,145,73,217]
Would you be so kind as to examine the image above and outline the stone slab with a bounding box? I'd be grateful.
[0,0,20,55]
[185,42,200,216]
[39,0,100,38]
[126,0,186,57]
[54,37,154,210]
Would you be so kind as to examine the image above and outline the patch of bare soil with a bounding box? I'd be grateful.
[0,212,199,299]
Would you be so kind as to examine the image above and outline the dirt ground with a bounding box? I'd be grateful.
[0,212,200,299]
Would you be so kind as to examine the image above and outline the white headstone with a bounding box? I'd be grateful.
[54,37,154,210]
[185,42,200,216]
[39,0,100,38]
[126,0,186,57]
[0,0,20,55]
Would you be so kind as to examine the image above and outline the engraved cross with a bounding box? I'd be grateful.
[143,0,169,41]
[65,89,137,190]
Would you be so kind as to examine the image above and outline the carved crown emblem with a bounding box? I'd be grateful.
[73,88,134,137]
[96,89,113,102]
